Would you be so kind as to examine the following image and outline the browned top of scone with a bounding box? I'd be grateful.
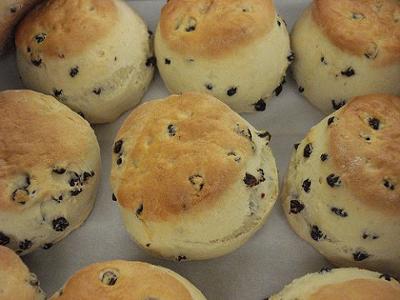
[0,90,97,211]
[329,94,400,216]
[51,261,194,300]
[310,278,400,300]
[312,0,400,66]
[0,246,39,300]
[112,92,255,221]
[159,0,275,58]
[15,0,118,58]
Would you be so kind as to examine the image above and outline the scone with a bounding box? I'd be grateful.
[291,0,400,114]
[282,94,400,275]
[110,92,278,260]
[0,90,100,255]
[50,260,206,300]
[0,0,43,56]
[154,0,291,113]
[269,267,400,300]
[0,246,46,300]
[15,0,154,124]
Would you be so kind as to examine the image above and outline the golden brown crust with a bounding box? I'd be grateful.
[53,261,194,300]
[330,94,400,216]
[0,90,96,211]
[310,278,400,300]
[15,0,118,58]
[159,0,275,58]
[312,0,400,66]
[113,92,254,221]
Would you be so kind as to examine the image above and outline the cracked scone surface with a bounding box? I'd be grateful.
[282,94,400,275]
[50,260,206,300]
[0,246,46,300]
[0,90,100,255]
[291,0,400,114]
[269,268,400,300]
[110,92,278,260]
[155,0,291,113]
[15,0,154,124]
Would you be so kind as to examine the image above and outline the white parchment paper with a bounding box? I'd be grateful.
[0,1,332,299]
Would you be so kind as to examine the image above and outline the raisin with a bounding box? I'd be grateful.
[302,179,311,193]
[274,78,286,96]
[341,67,355,77]
[53,89,64,99]
[327,174,341,187]
[303,143,313,158]
[177,255,187,262]
[19,239,33,250]
[227,87,237,96]
[101,271,118,286]
[145,56,157,67]
[368,118,380,130]
[380,274,395,281]
[69,173,80,187]
[148,30,153,36]
[42,243,53,250]
[116,158,122,165]
[257,130,271,143]
[298,86,304,93]
[0,232,10,246]
[321,56,328,65]
[69,66,79,78]
[52,195,63,203]
[320,153,328,161]
[167,124,176,136]
[185,25,196,32]
[331,207,348,217]
[277,20,281,26]
[205,83,213,90]
[353,251,369,261]
[290,200,304,214]
[384,179,395,190]
[53,217,69,232]
[189,175,204,191]
[70,189,82,196]
[243,173,258,187]
[83,171,94,182]
[136,204,144,217]
[319,267,332,273]
[294,143,300,150]
[27,47,31,53]
[310,225,325,241]
[362,232,379,240]
[10,6,17,13]
[112,194,117,201]
[93,88,102,95]
[257,169,265,183]
[53,167,66,174]
[332,99,346,110]
[253,99,266,111]
[165,58,171,64]
[261,193,265,198]
[287,52,295,62]
[114,140,123,154]
[35,33,47,43]
[327,116,335,126]
[146,243,151,247]
[31,58,42,67]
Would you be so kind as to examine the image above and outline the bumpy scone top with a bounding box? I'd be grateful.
[112,92,257,221]
[159,0,275,58]
[312,0,400,66]
[15,0,118,58]
[0,246,45,300]
[51,261,204,300]
[0,90,97,212]
[329,94,400,216]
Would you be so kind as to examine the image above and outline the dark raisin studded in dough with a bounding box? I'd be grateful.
[320,153,329,161]
[319,267,332,273]
[384,179,395,190]
[19,239,33,250]
[368,118,380,130]
[227,87,237,96]
[101,271,118,286]
[116,158,123,165]
[303,143,313,158]
[52,195,63,203]
[290,200,304,214]
[274,77,286,96]
[93,88,102,95]
[277,19,281,26]
[298,86,304,93]
[287,52,295,62]
[70,189,82,196]
[294,143,300,150]
[69,173,80,187]
[327,116,336,126]
[27,47,31,53]
[310,225,325,241]
[42,243,53,250]
[257,130,272,143]
[185,25,196,32]
[244,173,258,187]
[83,171,94,182]
[261,193,265,198]
[327,174,341,187]
[31,58,42,67]
[53,89,64,99]
[380,274,396,281]
[353,251,369,261]
[0,232,10,246]
[332,99,346,110]
[148,30,153,37]
[136,203,144,217]
[257,169,265,183]
[69,66,79,78]
[177,255,187,262]
[10,6,17,13]
[205,83,213,90]
[321,56,328,65]
[146,243,151,247]
[302,179,311,193]
[362,232,379,240]
[112,194,117,202]
[189,175,204,191]
[114,140,123,154]
[331,207,348,217]
[341,67,355,77]
[146,56,157,67]
[165,58,171,64]
[253,99,266,111]
[53,217,69,232]
[167,124,176,136]
[35,33,47,43]
[53,167,66,174]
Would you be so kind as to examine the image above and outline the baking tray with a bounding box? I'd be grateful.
[0,1,330,299]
